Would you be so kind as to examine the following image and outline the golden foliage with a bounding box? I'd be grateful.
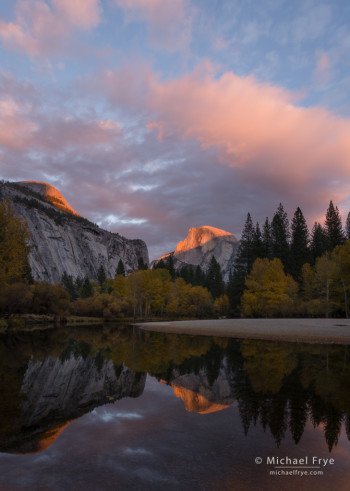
[0,199,30,283]
[241,258,298,317]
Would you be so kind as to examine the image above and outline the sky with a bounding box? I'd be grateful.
[1,0,350,260]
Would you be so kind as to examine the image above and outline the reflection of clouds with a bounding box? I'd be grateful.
[33,453,55,464]
[91,408,143,423]
[124,447,152,455]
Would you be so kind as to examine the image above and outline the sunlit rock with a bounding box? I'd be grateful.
[18,181,80,216]
[154,225,239,282]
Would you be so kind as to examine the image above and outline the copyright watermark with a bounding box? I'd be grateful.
[254,456,335,476]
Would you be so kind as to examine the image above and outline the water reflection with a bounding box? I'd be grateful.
[0,325,350,454]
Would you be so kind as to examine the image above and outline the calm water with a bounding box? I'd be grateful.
[0,325,349,490]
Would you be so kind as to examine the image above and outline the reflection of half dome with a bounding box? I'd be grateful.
[171,385,233,414]
[165,367,236,415]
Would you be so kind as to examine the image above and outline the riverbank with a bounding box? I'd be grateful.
[135,318,350,344]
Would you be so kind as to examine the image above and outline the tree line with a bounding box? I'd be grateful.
[230,201,350,317]
[1,197,350,321]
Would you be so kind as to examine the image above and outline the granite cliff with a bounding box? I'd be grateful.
[0,181,149,283]
[155,225,239,282]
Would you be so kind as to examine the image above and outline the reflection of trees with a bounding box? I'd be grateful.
[1,327,350,452]
[231,341,350,450]
[288,373,308,444]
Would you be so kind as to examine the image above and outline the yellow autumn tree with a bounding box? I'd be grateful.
[330,241,350,318]
[313,252,339,318]
[0,199,31,284]
[214,294,230,317]
[241,257,298,317]
[166,278,193,317]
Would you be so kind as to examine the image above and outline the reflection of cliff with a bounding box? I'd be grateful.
[2,327,350,454]
[164,358,235,414]
[2,354,146,454]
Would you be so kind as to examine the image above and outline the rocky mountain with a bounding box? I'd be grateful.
[0,180,149,283]
[154,225,239,282]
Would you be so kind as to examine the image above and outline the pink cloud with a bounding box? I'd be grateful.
[97,61,350,209]
[0,92,121,154]
[0,98,38,150]
[314,51,332,84]
[115,0,192,50]
[0,0,101,56]
[52,0,101,29]
[143,67,350,194]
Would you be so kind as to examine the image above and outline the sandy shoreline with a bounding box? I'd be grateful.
[135,318,350,344]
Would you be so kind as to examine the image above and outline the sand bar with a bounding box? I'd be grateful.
[135,318,350,344]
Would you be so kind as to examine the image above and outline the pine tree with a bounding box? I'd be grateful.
[138,257,148,270]
[154,259,166,270]
[325,200,345,250]
[178,265,189,283]
[194,265,205,286]
[61,272,77,300]
[345,212,350,240]
[206,256,224,299]
[253,222,263,259]
[229,213,256,310]
[310,222,328,263]
[97,265,107,290]
[262,217,273,259]
[271,203,290,270]
[75,276,83,293]
[80,276,93,298]
[116,258,125,277]
[290,207,310,280]
[234,212,256,276]
[166,255,176,280]
[226,268,242,312]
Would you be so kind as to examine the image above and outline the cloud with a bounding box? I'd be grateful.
[0,97,38,151]
[51,0,101,30]
[88,62,350,253]
[291,4,332,45]
[0,0,101,56]
[2,60,350,260]
[99,62,350,194]
[114,0,192,50]
[314,51,332,85]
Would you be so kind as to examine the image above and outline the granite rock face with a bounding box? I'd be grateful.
[155,225,239,282]
[0,181,149,283]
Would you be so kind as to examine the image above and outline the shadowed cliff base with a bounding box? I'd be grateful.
[136,318,350,344]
